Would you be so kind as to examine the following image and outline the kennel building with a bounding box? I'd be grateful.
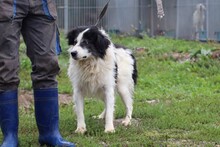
[56,0,220,41]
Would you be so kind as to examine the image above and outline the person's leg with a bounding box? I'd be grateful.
[0,0,25,146]
[21,1,74,146]
[0,5,21,92]
[21,15,60,89]
[33,88,75,147]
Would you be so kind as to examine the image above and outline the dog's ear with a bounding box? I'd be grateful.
[83,27,110,58]
[67,27,88,45]
[95,32,110,59]
[67,29,79,45]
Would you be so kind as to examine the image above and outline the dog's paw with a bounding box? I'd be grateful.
[104,127,115,133]
[92,114,105,119]
[97,113,105,119]
[93,110,105,119]
[75,127,87,134]
[92,115,98,119]
[122,117,131,126]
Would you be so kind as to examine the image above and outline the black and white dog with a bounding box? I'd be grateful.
[193,3,206,40]
[67,26,137,133]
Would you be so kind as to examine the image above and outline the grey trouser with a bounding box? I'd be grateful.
[0,0,61,91]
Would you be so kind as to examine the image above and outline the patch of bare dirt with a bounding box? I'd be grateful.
[211,49,220,59]
[18,90,72,109]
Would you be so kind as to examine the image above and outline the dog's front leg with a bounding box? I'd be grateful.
[73,89,87,134]
[104,87,115,133]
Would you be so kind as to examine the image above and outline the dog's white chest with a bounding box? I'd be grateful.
[68,58,115,97]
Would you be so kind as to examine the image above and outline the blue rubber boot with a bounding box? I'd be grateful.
[34,88,75,147]
[0,90,19,147]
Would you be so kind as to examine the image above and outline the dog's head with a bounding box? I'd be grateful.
[67,26,110,60]
[196,3,206,11]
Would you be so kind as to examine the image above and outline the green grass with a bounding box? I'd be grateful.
[2,33,220,146]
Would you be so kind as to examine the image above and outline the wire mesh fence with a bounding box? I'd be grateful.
[56,0,220,41]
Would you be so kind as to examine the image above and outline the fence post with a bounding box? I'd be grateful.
[150,0,154,37]
[206,0,209,40]
[64,0,69,34]
[176,0,179,39]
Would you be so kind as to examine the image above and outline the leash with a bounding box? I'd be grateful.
[93,0,164,26]
[94,0,111,26]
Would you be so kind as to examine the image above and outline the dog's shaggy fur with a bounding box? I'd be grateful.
[67,26,137,133]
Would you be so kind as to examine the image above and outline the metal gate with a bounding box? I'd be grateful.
[56,0,220,41]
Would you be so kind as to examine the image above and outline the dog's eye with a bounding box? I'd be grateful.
[73,40,77,45]
[82,40,89,45]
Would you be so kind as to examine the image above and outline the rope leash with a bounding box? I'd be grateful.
[94,0,164,26]
[95,0,111,26]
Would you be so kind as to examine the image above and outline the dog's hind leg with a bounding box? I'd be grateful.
[117,85,133,126]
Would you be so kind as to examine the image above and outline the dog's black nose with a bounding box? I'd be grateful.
[71,51,78,58]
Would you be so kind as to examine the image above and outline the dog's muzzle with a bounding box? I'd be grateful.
[71,51,88,60]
